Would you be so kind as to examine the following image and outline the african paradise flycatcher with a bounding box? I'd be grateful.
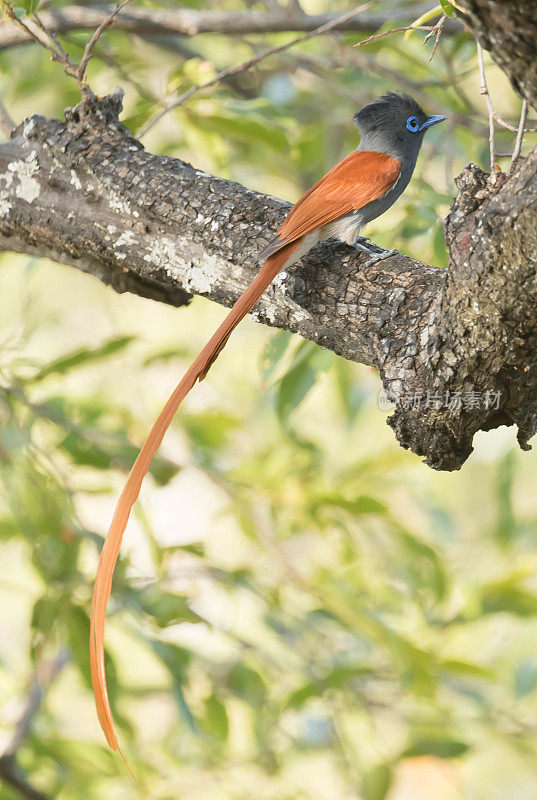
[90,92,445,754]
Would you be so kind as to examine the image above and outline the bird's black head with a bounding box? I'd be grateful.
[354,93,445,162]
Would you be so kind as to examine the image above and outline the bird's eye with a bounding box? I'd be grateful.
[406,116,419,132]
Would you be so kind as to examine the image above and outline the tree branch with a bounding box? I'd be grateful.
[1,91,536,470]
[0,651,68,800]
[0,3,460,51]
[0,761,53,800]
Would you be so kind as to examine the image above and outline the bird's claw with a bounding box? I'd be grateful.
[352,237,397,266]
[353,236,371,251]
[363,248,397,266]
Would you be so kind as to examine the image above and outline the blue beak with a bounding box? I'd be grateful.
[419,114,446,131]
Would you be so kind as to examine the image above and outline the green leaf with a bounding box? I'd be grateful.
[203,693,228,741]
[362,763,393,800]
[404,737,469,759]
[395,526,447,602]
[67,605,93,688]
[138,586,203,627]
[439,0,456,16]
[260,330,293,380]
[285,665,373,708]
[275,342,331,423]
[312,492,387,516]
[31,593,62,642]
[57,425,178,485]
[433,223,449,268]
[37,738,119,777]
[227,663,266,705]
[405,5,443,38]
[333,358,367,425]
[481,573,537,617]
[440,659,494,679]
[276,357,316,420]
[146,639,197,731]
[13,0,40,13]
[183,409,239,454]
[31,336,134,382]
[172,681,198,733]
[148,639,191,676]
[0,517,20,539]
[142,346,192,367]
[494,452,517,544]
[190,111,288,153]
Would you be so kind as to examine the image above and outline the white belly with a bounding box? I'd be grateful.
[283,212,362,270]
[320,212,363,246]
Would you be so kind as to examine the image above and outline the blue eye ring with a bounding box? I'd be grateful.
[406,115,419,132]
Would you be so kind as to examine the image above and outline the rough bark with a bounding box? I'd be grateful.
[1,90,537,470]
[0,3,459,51]
[457,0,537,110]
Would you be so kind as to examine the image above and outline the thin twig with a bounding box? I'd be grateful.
[493,111,537,134]
[63,31,158,104]
[352,23,439,49]
[138,1,376,137]
[1,4,79,82]
[2,0,132,94]
[510,98,528,171]
[32,10,71,58]
[0,759,53,800]
[2,7,65,62]
[425,13,446,61]
[77,0,132,90]
[0,651,68,800]
[2,650,69,759]
[476,41,495,169]
[0,95,15,137]
[476,42,533,171]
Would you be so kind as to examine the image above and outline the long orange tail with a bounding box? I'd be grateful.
[90,241,300,753]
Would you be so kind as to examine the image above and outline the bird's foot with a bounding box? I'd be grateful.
[363,248,397,266]
[353,236,372,254]
[353,237,397,266]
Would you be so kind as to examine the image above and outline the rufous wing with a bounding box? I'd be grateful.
[260,151,401,260]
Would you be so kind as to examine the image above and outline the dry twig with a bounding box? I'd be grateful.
[511,98,528,171]
[77,0,132,90]
[492,111,537,134]
[476,41,495,169]
[476,42,534,171]
[0,651,68,800]
[1,0,132,94]
[1,5,77,74]
[424,12,446,61]
[352,23,440,49]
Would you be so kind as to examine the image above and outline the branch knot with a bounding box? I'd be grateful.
[65,87,126,129]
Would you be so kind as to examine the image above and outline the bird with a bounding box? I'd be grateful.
[90,92,445,755]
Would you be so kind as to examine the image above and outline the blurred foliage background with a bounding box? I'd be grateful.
[2,1,537,798]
